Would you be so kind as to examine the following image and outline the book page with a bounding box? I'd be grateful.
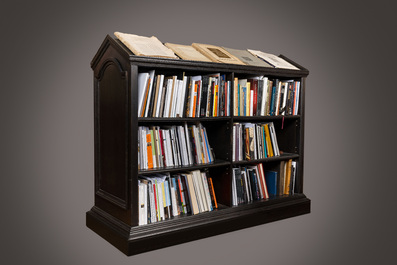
[192,43,245,65]
[114,32,178,59]
[165,43,212,62]
[248,49,299,70]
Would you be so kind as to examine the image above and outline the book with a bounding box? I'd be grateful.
[284,159,293,195]
[223,47,273,68]
[138,180,148,225]
[184,173,200,215]
[138,72,150,117]
[139,123,215,169]
[264,170,278,197]
[164,43,212,62]
[192,43,245,65]
[207,176,218,209]
[247,49,299,70]
[114,32,178,59]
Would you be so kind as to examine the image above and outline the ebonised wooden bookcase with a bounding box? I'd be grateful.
[86,35,311,256]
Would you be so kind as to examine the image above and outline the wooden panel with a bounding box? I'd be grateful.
[95,57,129,209]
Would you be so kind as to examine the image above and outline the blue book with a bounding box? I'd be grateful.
[270,79,279,116]
[264,170,278,197]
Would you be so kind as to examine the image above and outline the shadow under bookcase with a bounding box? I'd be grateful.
[86,35,310,256]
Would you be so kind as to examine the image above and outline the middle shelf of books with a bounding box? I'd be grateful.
[134,65,304,227]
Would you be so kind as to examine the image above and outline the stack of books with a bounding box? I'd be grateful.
[233,77,300,117]
[232,160,297,206]
[138,170,218,225]
[138,71,231,118]
[232,122,280,162]
[138,123,214,170]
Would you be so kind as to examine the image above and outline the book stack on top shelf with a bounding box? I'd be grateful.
[86,32,310,256]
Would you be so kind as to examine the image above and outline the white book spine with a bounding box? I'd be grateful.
[294,81,300,115]
[191,171,204,212]
[232,169,237,206]
[169,180,178,217]
[178,76,188,117]
[202,172,213,211]
[261,77,268,116]
[165,130,174,167]
[163,79,172,117]
[170,78,179,117]
[269,122,280,156]
[155,75,164,117]
[137,73,149,117]
[184,123,194,165]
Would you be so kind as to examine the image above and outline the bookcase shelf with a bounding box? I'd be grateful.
[138,160,230,175]
[138,116,231,123]
[86,35,310,256]
[232,153,300,165]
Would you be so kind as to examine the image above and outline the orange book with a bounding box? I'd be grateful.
[284,159,292,195]
[207,177,218,209]
[257,163,269,199]
[191,82,198,118]
[146,133,153,169]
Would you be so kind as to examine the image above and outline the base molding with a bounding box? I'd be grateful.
[86,194,311,256]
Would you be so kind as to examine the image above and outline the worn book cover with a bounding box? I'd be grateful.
[223,47,273,68]
[114,32,178,59]
[165,43,212,62]
[248,49,299,70]
[192,43,245,65]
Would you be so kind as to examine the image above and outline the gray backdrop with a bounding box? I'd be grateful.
[1,0,396,264]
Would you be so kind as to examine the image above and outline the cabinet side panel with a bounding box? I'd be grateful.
[95,59,129,210]
[296,77,306,193]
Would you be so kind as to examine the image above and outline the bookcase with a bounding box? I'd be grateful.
[86,35,311,256]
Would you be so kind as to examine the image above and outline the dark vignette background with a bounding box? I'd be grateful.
[1,0,396,264]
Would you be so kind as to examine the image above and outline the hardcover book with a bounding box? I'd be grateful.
[247,49,299,70]
[192,43,245,65]
[164,43,212,62]
[223,47,273,68]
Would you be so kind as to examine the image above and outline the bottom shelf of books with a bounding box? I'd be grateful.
[137,157,301,225]
[87,160,310,256]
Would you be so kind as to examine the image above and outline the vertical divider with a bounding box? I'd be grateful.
[296,76,306,194]
[130,64,139,226]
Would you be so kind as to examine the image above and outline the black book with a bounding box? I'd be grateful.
[257,78,263,116]
[287,81,295,115]
[248,169,261,200]
[200,76,209,117]
[180,174,191,214]
[278,81,287,116]
[147,75,158,117]
[233,167,245,205]
[158,79,167,118]
[170,175,182,215]
[209,80,215,117]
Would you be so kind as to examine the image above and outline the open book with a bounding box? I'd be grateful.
[223,47,273,68]
[192,43,245,65]
[164,43,212,62]
[248,49,299,70]
[114,32,178,59]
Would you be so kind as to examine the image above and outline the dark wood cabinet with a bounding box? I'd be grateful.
[86,35,311,256]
